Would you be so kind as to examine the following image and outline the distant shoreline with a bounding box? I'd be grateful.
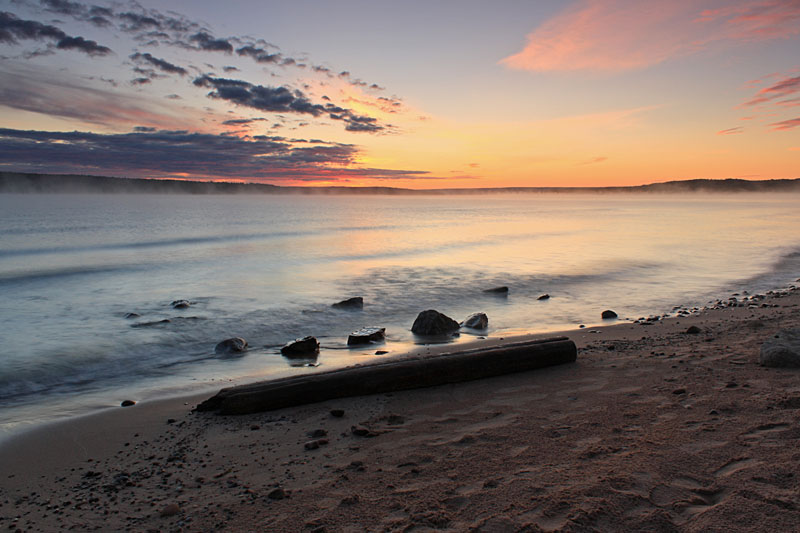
[2,171,800,195]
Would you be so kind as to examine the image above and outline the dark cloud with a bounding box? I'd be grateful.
[236,45,281,64]
[193,75,385,133]
[189,31,233,53]
[118,12,161,31]
[0,11,111,56]
[133,126,156,132]
[222,65,239,72]
[130,52,187,76]
[0,127,426,182]
[40,0,84,17]
[56,35,111,55]
[221,118,267,126]
[131,77,151,85]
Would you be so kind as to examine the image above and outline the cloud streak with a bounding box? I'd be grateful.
[502,0,800,72]
[0,10,111,56]
[0,128,429,182]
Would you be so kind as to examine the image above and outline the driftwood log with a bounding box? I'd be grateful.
[197,337,577,415]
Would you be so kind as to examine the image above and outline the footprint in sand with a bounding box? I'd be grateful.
[713,457,756,477]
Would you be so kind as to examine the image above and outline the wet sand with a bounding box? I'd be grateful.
[1,287,799,532]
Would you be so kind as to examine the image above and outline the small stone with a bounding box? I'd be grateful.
[159,503,180,517]
[685,325,702,334]
[250,424,260,431]
[281,336,320,356]
[351,426,373,437]
[267,488,286,500]
[339,494,360,506]
[308,429,327,438]
[214,337,248,354]
[537,294,550,300]
[460,312,488,330]
[166,418,176,424]
[601,310,618,319]
[347,327,385,346]
[483,286,509,294]
[121,400,136,407]
[374,350,389,355]
[672,388,686,395]
[330,409,345,418]
[760,328,800,368]
[304,440,320,450]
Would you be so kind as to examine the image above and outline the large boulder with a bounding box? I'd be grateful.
[347,327,385,346]
[215,337,248,354]
[760,328,800,368]
[282,336,320,356]
[332,297,363,310]
[412,310,460,335]
[461,313,488,330]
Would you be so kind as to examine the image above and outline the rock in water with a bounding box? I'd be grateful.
[332,297,363,310]
[215,337,248,354]
[760,328,800,368]
[121,400,136,407]
[171,299,190,309]
[483,286,509,294]
[601,310,618,319]
[347,327,386,346]
[281,336,320,356]
[130,319,171,328]
[537,294,550,300]
[411,310,460,335]
[461,312,488,330]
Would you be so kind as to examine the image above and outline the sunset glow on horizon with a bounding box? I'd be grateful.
[0,0,797,188]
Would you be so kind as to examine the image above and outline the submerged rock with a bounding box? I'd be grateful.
[215,337,248,354]
[760,328,800,368]
[461,312,488,330]
[332,297,363,310]
[412,310,460,335]
[483,286,509,294]
[347,327,386,346]
[124,312,141,319]
[281,336,320,356]
[537,294,550,301]
[130,319,171,328]
[171,299,191,309]
[601,310,618,319]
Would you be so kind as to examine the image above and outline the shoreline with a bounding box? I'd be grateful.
[1,284,798,530]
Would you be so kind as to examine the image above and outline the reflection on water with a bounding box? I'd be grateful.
[0,192,799,432]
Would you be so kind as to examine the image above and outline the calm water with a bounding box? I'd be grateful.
[1,193,799,435]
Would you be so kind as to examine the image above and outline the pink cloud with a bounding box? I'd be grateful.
[717,126,744,134]
[770,117,800,130]
[502,0,800,72]
[744,74,800,106]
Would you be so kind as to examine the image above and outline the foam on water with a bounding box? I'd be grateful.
[0,192,798,435]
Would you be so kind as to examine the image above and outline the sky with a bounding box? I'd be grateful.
[0,0,798,188]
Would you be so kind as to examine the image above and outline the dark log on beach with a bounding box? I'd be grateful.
[197,337,577,415]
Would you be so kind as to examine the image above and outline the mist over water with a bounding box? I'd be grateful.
[1,192,799,434]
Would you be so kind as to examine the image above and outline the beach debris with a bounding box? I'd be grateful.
[461,312,488,330]
[124,312,141,319]
[537,294,550,300]
[130,319,171,328]
[198,337,577,415]
[685,325,702,334]
[214,337,248,354]
[171,299,190,309]
[159,503,181,517]
[347,327,386,346]
[375,350,389,355]
[330,409,345,417]
[483,286,509,294]
[120,400,136,407]
[412,309,460,335]
[601,310,618,319]
[332,296,363,309]
[760,328,800,368]
[281,336,320,356]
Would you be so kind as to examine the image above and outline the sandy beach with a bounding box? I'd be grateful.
[1,286,798,532]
